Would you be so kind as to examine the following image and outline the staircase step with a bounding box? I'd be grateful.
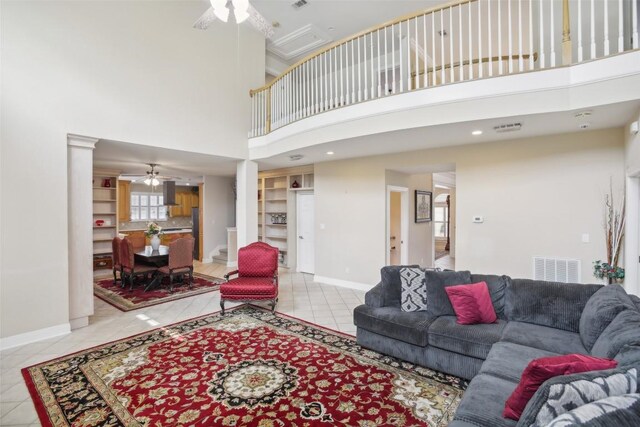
[219,248,228,254]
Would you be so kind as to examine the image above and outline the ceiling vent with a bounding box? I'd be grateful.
[291,0,308,10]
[494,123,522,133]
[289,154,304,161]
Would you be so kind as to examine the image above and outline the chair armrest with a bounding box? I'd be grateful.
[224,270,239,281]
[365,281,388,308]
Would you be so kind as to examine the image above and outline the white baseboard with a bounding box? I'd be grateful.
[313,275,374,292]
[70,316,89,330]
[226,261,238,268]
[201,257,213,264]
[0,323,71,351]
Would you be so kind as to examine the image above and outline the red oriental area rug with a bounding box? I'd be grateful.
[94,273,222,311]
[23,306,466,427]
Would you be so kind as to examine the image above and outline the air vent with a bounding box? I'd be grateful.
[289,154,304,161]
[533,257,581,283]
[291,0,308,9]
[493,123,522,133]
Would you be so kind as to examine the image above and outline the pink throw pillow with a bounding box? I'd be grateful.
[503,354,618,420]
[445,281,497,325]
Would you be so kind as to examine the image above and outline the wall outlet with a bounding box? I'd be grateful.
[472,216,484,223]
[581,233,590,243]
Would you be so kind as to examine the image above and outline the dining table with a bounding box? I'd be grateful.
[135,245,169,291]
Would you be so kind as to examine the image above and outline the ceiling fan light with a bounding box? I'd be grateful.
[234,8,249,23]
[211,0,229,22]
[232,0,249,22]
[151,178,160,186]
[144,178,152,186]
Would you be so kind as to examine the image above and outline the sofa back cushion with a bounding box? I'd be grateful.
[425,270,472,317]
[378,265,420,307]
[470,274,510,320]
[591,309,640,360]
[579,284,635,351]
[505,279,601,333]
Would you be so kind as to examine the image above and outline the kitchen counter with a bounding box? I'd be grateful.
[119,228,192,236]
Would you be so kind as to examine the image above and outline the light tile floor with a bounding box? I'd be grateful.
[0,269,366,426]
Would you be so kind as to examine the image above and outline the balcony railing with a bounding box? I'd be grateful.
[249,0,639,137]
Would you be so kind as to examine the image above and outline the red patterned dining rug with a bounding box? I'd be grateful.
[23,305,467,427]
[93,273,223,312]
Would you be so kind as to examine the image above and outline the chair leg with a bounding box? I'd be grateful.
[188,268,193,289]
[129,272,135,291]
[220,299,225,315]
[169,274,174,292]
[121,271,126,288]
[113,268,118,285]
[271,298,277,312]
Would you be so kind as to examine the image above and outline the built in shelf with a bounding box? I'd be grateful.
[265,198,287,201]
[94,226,116,229]
[93,212,116,215]
[93,238,113,242]
[94,198,117,202]
[289,187,314,191]
[266,224,287,227]
[266,236,287,240]
[93,186,116,189]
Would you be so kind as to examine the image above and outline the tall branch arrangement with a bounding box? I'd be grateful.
[594,180,625,283]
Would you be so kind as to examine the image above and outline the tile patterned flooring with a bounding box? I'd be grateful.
[0,265,366,426]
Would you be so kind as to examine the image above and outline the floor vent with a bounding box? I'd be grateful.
[533,257,581,283]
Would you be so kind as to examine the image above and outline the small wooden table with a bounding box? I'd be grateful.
[135,246,169,291]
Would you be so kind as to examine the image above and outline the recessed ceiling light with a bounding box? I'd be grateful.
[326,151,334,155]
[328,26,335,31]
[471,130,483,136]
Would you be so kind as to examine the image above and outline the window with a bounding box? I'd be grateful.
[130,192,166,221]
[434,205,448,238]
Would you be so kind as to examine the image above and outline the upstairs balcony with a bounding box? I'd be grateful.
[248,0,640,156]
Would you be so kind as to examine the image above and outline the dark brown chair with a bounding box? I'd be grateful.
[157,237,195,292]
[120,237,157,291]
[111,237,122,285]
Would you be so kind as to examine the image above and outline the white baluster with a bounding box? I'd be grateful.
[448,11,453,83]
[578,0,583,62]
[618,0,624,53]
[488,0,492,77]
[324,53,329,110]
[384,27,388,95]
[469,2,474,79]
[340,45,344,105]
[377,29,382,97]
[407,19,411,90]
[302,61,306,117]
[370,33,375,99]
[499,0,504,74]
[416,16,420,89]
[604,0,610,56]
[508,0,513,73]
[351,40,355,103]
[478,0,483,78]
[392,24,396,93]
[441,11,445,83]
[364,35,369,101]
[334,48,338,107]
[590,0,596,59]
[425,13,430,87]
[357,37,362,102]
[518,0,523,72]
[399,22,404,92]
[550,0,556,67]
[633,0,639,49]
[528,0,533,70]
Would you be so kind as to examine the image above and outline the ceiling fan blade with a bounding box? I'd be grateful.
[247,4,274,39]
[193,7,217,30]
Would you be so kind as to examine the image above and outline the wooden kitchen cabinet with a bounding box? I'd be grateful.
[117,180,131,222]
[169,190,199,217]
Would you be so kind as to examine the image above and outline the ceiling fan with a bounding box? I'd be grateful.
[193,0,275,39]
[120,164,181,187]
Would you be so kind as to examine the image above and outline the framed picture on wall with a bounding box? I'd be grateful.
[415,190,432,223]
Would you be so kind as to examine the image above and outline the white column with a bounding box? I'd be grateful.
[67,134,97,330]
[235,160,258,249]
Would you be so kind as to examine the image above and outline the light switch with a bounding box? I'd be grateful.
[582,233,590,243]
[472,216,484,223]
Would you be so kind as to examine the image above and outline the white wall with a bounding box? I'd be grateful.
[0,0,265,341]
[624,110,640,294]
[314,128,625,287]
[408,174,434,266]
[202,176,236,261]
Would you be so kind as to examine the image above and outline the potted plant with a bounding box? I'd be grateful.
[145,221,163,251]
[593,182,625,284]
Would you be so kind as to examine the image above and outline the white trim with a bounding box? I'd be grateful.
[386,185,409,265]
[313,275,374,292]
[67,134,98,149]
[0,323,71,351]
[625,172,640,295]
[70,317,89,330]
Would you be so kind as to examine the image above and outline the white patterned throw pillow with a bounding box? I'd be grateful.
[528,368,637,427]
[545,393,640,427]
[400,267,427,312]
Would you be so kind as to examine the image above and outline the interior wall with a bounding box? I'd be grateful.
[203,176,236,262]
[0,0,265,340]
[408,174,434,266]
[314,128,625,287]
[624,110,640,294]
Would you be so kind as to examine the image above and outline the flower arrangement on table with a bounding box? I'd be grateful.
[593,261,625,283]
[144,222,164,237]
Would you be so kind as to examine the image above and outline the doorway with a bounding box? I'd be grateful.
[296,192,315,274]
[386,186,409,265]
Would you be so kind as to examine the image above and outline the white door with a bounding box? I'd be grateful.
[297,193,315,274]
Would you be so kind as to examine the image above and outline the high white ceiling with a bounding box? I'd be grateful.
[93,139,239,181]
[256,100,640,170]
[254,0,441,69]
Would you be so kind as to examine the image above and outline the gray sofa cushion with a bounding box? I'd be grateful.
[615,344,640,373]
[427,316,506,359]
[353,304,434,347]
[425,270,472,317]
[517,367,638,427]
[367,265,420,307]
[591,309,640,359]
[579,284,636,351]
[501,321,588,355]
[471,274,510,320]
[505,279,601,332]
[480,341,559,383]
[453,373,518,427]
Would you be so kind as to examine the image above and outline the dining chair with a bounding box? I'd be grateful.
[220,241,279,314]
[111,237,122,284]
[119,237,157,291]
[157,237,195,292]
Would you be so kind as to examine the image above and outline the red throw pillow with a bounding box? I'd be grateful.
[503,354,618,420]
[445,281,497,325]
